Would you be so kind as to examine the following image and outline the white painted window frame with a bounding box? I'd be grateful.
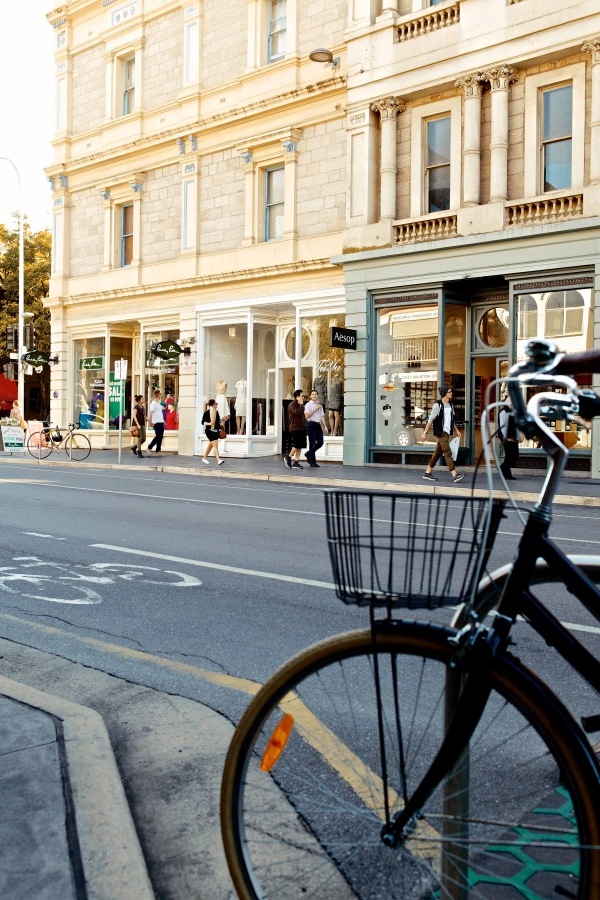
[524,63,585,198]
[410,96,462,218]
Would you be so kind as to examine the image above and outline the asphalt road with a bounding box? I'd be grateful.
[3,462,600,897]
[0,461,599,723]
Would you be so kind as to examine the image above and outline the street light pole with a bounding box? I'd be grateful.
[0,158,24,411]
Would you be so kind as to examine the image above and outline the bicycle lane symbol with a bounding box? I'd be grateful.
[0,559,202,605]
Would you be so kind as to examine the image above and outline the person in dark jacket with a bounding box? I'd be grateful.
[499,403,520,480]
[284,389,307,469]
[201,398,224,465]
[420,385,464,483]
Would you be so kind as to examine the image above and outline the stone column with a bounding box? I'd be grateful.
[456,73,484,207]
[583,39,600,184]
[282,139,299,242]
[481,66,518,203]
[240,152,255,246]
[371,97,405,221]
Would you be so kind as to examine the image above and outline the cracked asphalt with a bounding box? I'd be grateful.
[0,461,600,724]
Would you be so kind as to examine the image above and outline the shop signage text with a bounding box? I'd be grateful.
[152,340,182,360]
[330,327,357,350]
[391,310,438,322]
[79,357,105,371]
[22,351,50,366]
[0,425,25,452]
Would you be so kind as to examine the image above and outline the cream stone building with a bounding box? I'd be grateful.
[45,0,600,475]
[338,0,600,477]
[45,0,347,459]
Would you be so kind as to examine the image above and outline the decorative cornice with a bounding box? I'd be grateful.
[582,38,600,65]
[46,258,336,308]
[455,73,485,98]
[481,65,519,92]
[45,76,345,177]
[235,126,302,155]
[371,96,405,120]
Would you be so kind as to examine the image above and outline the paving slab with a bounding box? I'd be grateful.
[0,695,78,900]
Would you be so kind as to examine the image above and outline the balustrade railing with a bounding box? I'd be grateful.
[506,194,583,227]
[394,214,458,244]
[397,3,460,42]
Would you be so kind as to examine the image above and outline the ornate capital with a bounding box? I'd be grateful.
[455,73,484,98]
[582,38,600,65]
[371,96,405,120]
[481,65,519,92]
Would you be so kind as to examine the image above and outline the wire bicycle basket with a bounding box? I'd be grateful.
[324,490,505,610]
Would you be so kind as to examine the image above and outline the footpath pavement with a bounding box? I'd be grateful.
[0,636,237,900]
[1,447,599,506]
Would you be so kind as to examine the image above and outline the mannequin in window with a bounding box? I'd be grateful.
[285,376,295,401]
[328,376,343,436]
[235,378,247,434]
[216,381,230,426]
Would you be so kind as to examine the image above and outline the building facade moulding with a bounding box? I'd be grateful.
[582,37,600,63]
[235,127,302,157]
[370,96,406,119]
[455,73,485,98]
[480,65,519,92]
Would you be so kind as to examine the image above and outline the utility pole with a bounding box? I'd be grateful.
[0,158,24,411]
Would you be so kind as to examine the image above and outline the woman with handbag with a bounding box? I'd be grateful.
[201,398,225,465]
[131,395,147,458]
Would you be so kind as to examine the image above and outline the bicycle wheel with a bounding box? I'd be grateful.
[221,621,600,900]
[26,428,52,459]
[65,431,91,461]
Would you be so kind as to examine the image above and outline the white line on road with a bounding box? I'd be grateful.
[21,532,66,540]
[90,543,337,590]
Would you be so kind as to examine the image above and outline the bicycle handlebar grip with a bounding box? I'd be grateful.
[578,390,600,420]
[555,348,600,375]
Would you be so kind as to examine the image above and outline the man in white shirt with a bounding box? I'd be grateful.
[147,388,165,455]
[304,389,327,468]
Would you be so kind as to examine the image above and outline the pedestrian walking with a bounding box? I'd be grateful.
[499,402,521,480]
[131,395,147,458]
[420,385,464,483]
[147,388,165,456]
[284,389,307,469]
[201,398,224,465]
[304,389,327,467]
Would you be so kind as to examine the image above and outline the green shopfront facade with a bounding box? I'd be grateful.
[335,219,600,477]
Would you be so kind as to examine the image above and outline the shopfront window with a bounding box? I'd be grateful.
[203,323,247,435]
[376,305,438,447]
[108,337,132,430]
[300,315,345,437]
[145,330,180,431]
[443,304,467,428]
[74,337,105,430]
[516,287,593,450]
[253,323,276,435]
[517,295,538,339]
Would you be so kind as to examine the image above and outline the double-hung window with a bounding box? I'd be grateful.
[265,168,284,241]
[122,56,135,116]
[541,84,572,192]
[425,117,451,213]
[268,0,287,63]
[121,205,133,266]
[545,290,584,337]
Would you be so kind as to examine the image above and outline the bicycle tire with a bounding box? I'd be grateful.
[221,621,600,900]
[26,428,53,459]
[65,431,91,461]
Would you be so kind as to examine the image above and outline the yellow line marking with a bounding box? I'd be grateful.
[0,611,440,857]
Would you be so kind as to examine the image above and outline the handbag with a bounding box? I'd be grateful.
[219,423,227,440]
[130,425,140,438]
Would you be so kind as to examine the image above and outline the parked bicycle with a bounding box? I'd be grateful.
[27,422,91,461]
[221,340,600,900]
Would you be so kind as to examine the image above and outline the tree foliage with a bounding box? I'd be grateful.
[0,215,52,358]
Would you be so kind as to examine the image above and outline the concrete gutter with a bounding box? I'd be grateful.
[0,675,155,900]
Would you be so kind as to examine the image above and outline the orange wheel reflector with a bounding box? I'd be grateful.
[260,713,294,772]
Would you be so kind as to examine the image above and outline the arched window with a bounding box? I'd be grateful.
[545,290,584,337]
[517,295,538,339]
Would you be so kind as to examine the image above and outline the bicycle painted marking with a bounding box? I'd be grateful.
[0,558,202,604]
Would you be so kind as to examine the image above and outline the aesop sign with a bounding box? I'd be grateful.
[330,326,357,350]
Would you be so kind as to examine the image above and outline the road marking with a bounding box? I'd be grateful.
[21,532,66,540]
[0,479,50,484]
[90,543,336,590]
[561,621,600,635]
